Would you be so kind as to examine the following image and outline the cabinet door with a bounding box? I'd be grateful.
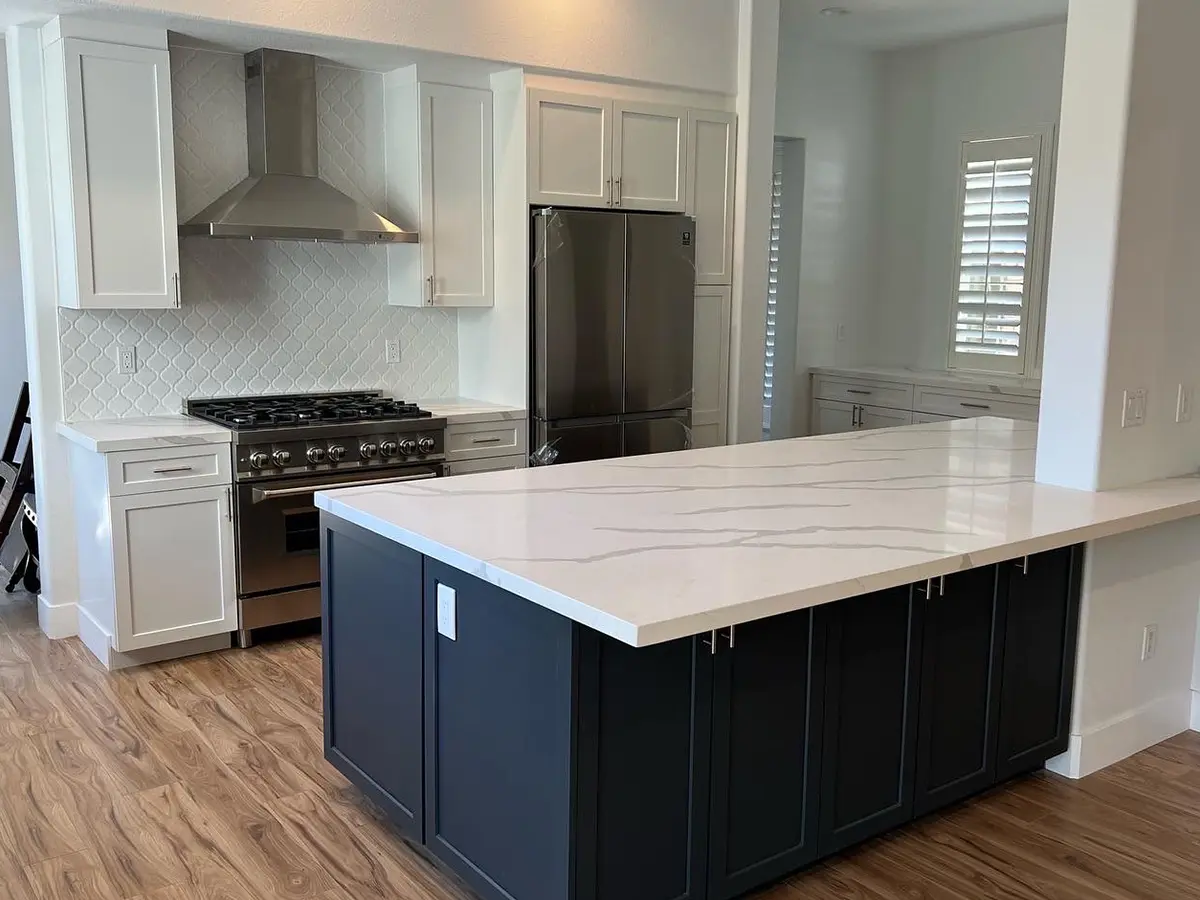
[612,101,687,212]
[420,83,494,307]
[913,412,958,424]
[708,612,824,900]
[995,548,1083,780]
[47,39,179,309]
[321,516,425,839]
[687,110,736,285]
[575,631,711,900]
[110,486,235,651]
[913,568,1005,816]
[528,90,612,208]
[691,286,731,448]
[446,454,526,476]
[811,399,856,435]
[857,404,914,431]
[816,586,922,856]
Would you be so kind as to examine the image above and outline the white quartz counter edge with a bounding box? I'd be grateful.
[811,366,1041,400]
[418,398,526,426]
[315,487,1200,648]
[57,416,233,453]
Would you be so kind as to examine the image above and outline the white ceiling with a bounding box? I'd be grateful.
[785,0,1068,49]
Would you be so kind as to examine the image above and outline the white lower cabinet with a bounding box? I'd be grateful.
[447,454,527,476]
[110,486,236,652]
[913,412,957,424]
[813,400,857,436]
[692,285,731,448]
[858,405,913,431]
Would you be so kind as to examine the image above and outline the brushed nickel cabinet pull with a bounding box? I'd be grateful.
[152,465,194,475]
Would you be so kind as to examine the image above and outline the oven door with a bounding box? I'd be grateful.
[234,465,443,597]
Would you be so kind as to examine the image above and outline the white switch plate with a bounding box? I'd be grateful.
[1122,388,1147,428]
[835,323,847,343]
[384,339,401,365]
[436,583,457,640]
[1177,384,1194,424]
[1141,624,1158,661]
[118,346,137,375]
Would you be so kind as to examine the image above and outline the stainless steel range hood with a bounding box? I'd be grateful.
[180,49,417,244]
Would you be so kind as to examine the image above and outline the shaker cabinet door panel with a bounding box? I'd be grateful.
[612,101,687,212]
[687,110,736,285]
[856,405,914,431]
[691,286,731,448]
[47,38,180,309]
[528,90,612,208]
[812,399,857,435]
[110,486,235,651]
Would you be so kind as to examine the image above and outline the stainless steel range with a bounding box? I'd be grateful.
[186,391,446,646]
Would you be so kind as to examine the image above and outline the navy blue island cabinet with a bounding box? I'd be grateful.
[321,513,1084,900]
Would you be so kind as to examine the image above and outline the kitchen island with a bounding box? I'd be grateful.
[315,418,1200,900]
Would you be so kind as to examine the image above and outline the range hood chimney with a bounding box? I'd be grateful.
[180,49,417,244]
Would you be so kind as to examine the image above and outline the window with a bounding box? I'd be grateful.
[762,141,784,438]
[949,131,1054,376]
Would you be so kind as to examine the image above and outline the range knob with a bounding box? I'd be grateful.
[306,446,327,464]
[272,449,292,467]
[417,436,436,454]
[380,440,399,458]
[327,445,347,463]
[360,442,379,459]
[399,438,418,456]
[249,451,271,469]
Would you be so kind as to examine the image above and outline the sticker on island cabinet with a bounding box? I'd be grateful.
[436,583,457,640]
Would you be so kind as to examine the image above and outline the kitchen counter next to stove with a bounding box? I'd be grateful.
[417,398,526,426]
[57,415,232,453]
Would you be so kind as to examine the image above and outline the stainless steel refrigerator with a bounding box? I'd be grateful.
[532,208,696,465]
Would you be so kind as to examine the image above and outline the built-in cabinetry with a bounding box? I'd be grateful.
[443,413,528,475]
[67,439,237,668]
[687,110,736,285]
[811,368,1040,435]
[324,517,1083,900]
[43,24,180,310]
[387,80,495,308]
[691,285,731,449]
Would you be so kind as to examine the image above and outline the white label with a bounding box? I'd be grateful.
[436,583,457,640]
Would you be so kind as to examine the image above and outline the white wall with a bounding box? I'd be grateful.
[876,23,1067,371]
[774,16,881,435]
[57,0,740,94]
[0,42,27,436]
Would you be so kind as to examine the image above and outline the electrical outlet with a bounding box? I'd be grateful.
[835,323,847,343]
[384,339,401,365]
[1122,388,1147,428]
[1177,384,1194,424]
[1141,624,1158,661]
[436,583,457,640]
[118,347,138,375]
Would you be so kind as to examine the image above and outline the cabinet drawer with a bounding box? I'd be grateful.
[446,420,528,462]
[107,444,230,496]
[913,387,1038,422]
[813,376,913,411]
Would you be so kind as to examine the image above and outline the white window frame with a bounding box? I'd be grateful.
[946,126,1057,377]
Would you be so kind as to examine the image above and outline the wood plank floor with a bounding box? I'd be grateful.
[0,589,1199,900]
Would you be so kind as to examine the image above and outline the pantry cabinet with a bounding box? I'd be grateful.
[44,35,181,309]
[691,286,731,448]
[687,110,736,285]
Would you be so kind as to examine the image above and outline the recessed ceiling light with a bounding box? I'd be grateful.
[819,6,851,15]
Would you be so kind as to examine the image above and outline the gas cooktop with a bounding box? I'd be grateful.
[186,391,434,430]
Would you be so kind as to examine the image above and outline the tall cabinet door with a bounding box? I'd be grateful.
[613,101,687,212]
[110,486,236,652]
[45,38,180,310]
[419,83,494,307]
[816,586,923,857]
[913,568,1005,816]
[707,611,824,900]
[528,90,613,208]
[687,110,736,285]
[691,286,731,448]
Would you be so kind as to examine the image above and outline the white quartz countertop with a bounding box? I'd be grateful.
[811,365,1041,399]
[57,416,232,453]
[315,418,1200,647]
[418,398,526,425]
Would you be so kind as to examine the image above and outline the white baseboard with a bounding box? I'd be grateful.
[76,603,109,666]
[1047,690,1192,779]
[37,595,78,639]
[1190,690,1200,731]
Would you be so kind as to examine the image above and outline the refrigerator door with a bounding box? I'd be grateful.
[622,412,693,457]
[624,214,697,415]
[534,209,627,420]
[534,418,622,465]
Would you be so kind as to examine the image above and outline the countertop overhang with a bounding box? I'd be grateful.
[315,418,1200,647]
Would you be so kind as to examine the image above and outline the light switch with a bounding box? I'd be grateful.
[1122,389,1147,428]
[436,583,457,640]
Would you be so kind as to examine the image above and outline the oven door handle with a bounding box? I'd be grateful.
[251,471,439,503]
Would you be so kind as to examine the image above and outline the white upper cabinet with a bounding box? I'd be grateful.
[44,37,180,309]
[687,110,736,285]
[612,101,687,212]
[389,81,495,308]
[528,90,612,209]
[691,285,731,449]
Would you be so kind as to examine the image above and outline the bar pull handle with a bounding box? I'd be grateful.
[606,178,613,207]
[1018,556,1029,575]
[960,402,992,411]
[471,437,503,445]
[847,389,872,396]
[723,625,735,649]
[426,276,435,305]
[702,630,717,655]
[152,465,194,475]
[939,575,946,597]
[614,177,622,206]
[224,487,232,521]
[172,272,180,308]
